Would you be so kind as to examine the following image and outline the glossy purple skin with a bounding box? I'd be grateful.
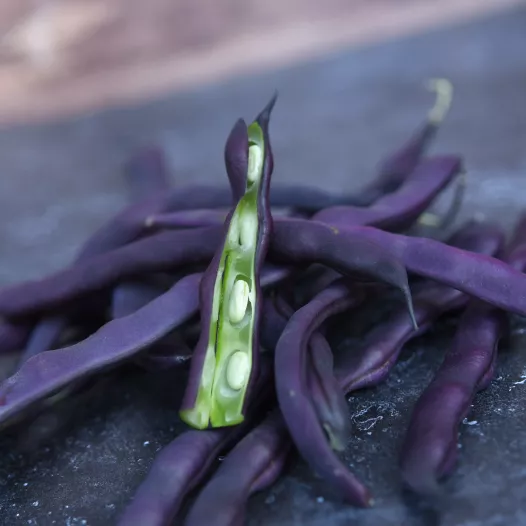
[0,274,201,428]
[400,301,506,495]
[181,95,276,414]
[275,281,372,506]
[119,359,274,526]
[0,227,221,317]
[313,155,462,232]
[270,219,526,317]
[16,147,174,368]
[335,221,505,392]
[117,428,233,526]
[374,119,439,193]
[308,332,352,451]
[184,412,289,526]
[225,118,249,202]
[5,214,526,320]
[261,295,352,451]
[271,219,416,325]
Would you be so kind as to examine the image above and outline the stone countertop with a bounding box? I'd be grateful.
[0,6,525,525]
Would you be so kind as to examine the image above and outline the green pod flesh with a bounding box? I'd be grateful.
[180,122,267,429]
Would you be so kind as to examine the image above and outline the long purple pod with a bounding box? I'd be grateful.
[0,274,201,428]
[184,411,289,526]
[18,147,174,368]
[113,146,176,319]
[118,359,274,526]
[261,294,351,451]
[0,227,221,317]
[308,332,352,452]
[372,79,452,193]
[335,221,505,392]
[180,96,277,429]
[269,219,526,318]
[312,155,462,232]
[271,293,352,451]
[275,281,372,506]
[3,212,525,320]
[118,428,235,526]
[271,220,418,328]
[225,118,250,202]
[400,300,506,495]
[0,220,416,324]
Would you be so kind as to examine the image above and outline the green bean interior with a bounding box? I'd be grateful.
[180,122,265,429]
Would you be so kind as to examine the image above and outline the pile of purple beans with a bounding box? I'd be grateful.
[1,83,526,526]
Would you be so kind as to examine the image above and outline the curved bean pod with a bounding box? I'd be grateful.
[371,78,453,193]
[270,219,526,318]
[275,281,372,506]
[261,295,352,451]
[118,358,274,526]
[400,301,506,495]
[0,227,221,317]
[335,221,505,392]
[18,147,174,369]
[313,155,462,232]
[117,428,235,526]
[0,274,201,428]
[399,224,525,495]
[184,411,289,526]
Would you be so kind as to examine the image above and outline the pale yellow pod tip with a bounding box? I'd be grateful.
[425,78,453,124]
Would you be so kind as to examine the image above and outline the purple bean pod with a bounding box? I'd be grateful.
[0,274,201,428]
[373,80,451,192]
[183,411,290,526]
[118,357,274,526]
[400,300,507,495]
[225,118,250,202]
[180,96,276,429]
[261,294,352,451]
[0,227,221,317]
[313,155,462,232]
[275,280,372,506]
[16,147,174,369]
[118,428,236,526]
[335,221,505,392]
[5,212,526,321]
[270,219,526,318]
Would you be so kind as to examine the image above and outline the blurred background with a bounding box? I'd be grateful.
[0,0,521,124]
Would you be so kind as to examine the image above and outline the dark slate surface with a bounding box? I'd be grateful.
[1,6,526,526]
